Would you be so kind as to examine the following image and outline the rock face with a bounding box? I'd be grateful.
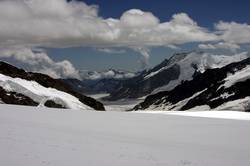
[134,57,250,111]
[0,86,38,106]
[44,100,66,109]
[0,61,105,111]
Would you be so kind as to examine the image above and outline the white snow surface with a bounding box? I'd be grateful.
[149,52,249,93]
[0,74,92,110]
[223,65,250,88]
[215,97,250,111]
[138,110,250,120]
[1,105,250,166]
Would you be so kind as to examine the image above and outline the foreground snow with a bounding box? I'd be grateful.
[137,110,250,120]
[1,104,250,166]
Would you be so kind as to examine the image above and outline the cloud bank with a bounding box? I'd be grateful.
[215,21,250,44]
[0,0,249,50]
[0,0,249,78]
[0,0,216,48]
[198,42,240,52]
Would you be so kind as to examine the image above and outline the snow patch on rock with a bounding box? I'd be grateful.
[0,74,92,110]
[223,65,250,88]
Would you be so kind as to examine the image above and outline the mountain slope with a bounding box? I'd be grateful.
[0,61,105,111]
[134,57,250,111]
[107,52,249,100]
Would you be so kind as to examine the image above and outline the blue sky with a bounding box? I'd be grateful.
[82,0,250,27]
[47,0,250,71]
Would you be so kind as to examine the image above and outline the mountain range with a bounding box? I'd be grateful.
[105,51,249,100]
[134,57,250,111]
[1,51,250,112]
[62,69,138,95]
[79,69,137,80]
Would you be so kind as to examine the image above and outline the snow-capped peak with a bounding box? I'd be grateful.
[80,69,136,80]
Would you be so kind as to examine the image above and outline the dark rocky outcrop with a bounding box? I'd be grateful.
[0,86,38,106]
[44,100,66,109]
[0,61,105,111]
[134,58,250,111]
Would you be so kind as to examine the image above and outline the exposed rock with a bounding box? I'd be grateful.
[44,100,66,109]
[0,86,38,106]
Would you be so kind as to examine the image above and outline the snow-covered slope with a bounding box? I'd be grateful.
[0,74,92,110]
[1,104,250,166]
[135,57,250,111]
[222,65,250,88]
[0,61,105,111]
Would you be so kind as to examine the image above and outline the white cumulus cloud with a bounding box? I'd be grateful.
[97,48,126,54]
[120,9,160,28]
[0,0,249,75]
[0,0,217,48]
[0,47,80,79]
[198,42,240,52]
[215,21,250,44]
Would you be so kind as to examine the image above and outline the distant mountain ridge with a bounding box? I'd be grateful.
[0,61,105,111]
[106,51,249,100]
[80,69,137,80]
[62,69,139,95]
